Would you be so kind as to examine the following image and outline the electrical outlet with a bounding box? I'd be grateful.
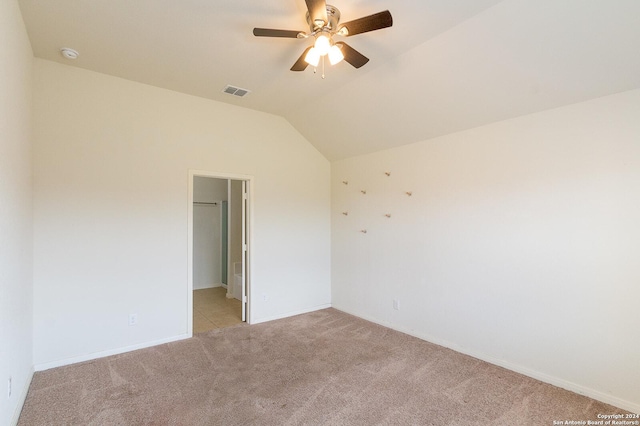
[393,299,400,310]
[128,313,138,326]
[7,376,11,399]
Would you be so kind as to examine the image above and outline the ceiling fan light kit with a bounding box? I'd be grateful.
[304,33,345,67]
[253,0,392,77]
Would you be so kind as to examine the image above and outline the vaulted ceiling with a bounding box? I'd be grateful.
[18,0,640,160]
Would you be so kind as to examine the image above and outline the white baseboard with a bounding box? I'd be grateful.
[10,367,34,426]
[193,283,223,291]
[34,305,332,370]
[332,305,640,415]
[251,303,332,325]
[34,333,190,371]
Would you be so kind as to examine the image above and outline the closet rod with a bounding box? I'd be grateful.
[193,202,218,205]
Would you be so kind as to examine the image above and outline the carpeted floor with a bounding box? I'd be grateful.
[19,308,627,425]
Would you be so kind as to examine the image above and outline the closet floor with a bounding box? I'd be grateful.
[193,287,243,333]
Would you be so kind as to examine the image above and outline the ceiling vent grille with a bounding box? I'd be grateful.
[223,85,251,97]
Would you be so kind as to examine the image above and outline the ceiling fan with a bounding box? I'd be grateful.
[253,0,392,73]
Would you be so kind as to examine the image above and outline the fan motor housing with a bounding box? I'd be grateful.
[306,5,341,32]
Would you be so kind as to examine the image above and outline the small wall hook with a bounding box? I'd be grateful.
[342,212,349,216]
[384,214,391,218]
[342,181,348,185]
[385,172,391,177]
[361,190,367,195]
[360,229,368,234]
[406,191,413,197]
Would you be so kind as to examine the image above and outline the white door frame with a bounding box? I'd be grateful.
[188,170,253,336]
[240,180,249,322]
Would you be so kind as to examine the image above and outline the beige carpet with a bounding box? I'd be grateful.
[19,308,627,425]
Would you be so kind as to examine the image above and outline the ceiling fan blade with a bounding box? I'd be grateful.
[338,10,393,36]
[291,46,313,71]
[253,28,303,38]
[305,0,328,27]
[336,42,369,68]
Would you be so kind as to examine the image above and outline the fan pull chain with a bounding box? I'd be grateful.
[311,57,326,79]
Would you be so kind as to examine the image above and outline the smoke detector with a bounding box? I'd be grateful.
[60,48,79,60]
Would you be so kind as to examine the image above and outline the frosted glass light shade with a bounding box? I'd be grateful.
[328,45,344,65]
[304,47,320,66]
[314,35,331,56]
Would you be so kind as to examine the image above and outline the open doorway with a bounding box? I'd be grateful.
[188,171,251,335]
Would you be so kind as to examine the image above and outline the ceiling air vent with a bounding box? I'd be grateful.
[223,85,251,98]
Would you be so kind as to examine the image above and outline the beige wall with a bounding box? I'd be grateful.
[32,59,331,367]
[332,89,640,412]
[0,1,34,424]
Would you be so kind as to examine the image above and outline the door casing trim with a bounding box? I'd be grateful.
[188,169,253,335]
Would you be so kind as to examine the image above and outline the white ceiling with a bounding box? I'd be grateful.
[18,0,640,160]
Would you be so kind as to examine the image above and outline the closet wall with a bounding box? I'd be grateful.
[193,177,227,290]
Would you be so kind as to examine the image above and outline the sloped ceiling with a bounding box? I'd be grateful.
[18,0,640,160]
